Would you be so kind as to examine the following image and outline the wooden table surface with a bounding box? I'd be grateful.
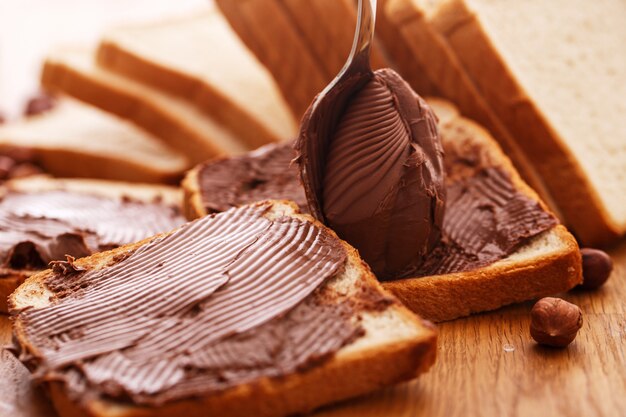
[1,240,624,417]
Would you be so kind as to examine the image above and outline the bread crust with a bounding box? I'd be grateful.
[181,166,208,221]
[0,176,182,314]
[10,201,437,417]
[429,0,621,246]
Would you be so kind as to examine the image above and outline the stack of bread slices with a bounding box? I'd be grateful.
[2,1,622,416]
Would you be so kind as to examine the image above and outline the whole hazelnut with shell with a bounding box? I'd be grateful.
[530,297,583,347]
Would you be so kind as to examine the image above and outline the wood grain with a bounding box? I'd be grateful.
[1,240,624,417]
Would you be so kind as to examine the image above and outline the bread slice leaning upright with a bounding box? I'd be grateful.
[0,175,183,313]
[10,200,437,417]
[429,0,626,246]
[183,98,582,322]
[0,97,189,184]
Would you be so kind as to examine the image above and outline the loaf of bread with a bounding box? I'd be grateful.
[0,97,188,183]
[10,200,437,417]
[428,0,626,246]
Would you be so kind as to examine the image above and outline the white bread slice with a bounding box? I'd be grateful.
[0,97,188,184]
[0,176,182,313]
[183,98,581,322]
[42,47,248,164]
[96,9,297,148]
[429,0,626,246]
[10,200,437,417]
[383,0,560,216]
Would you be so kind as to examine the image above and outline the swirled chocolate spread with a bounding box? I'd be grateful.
[0,190,184,270]
[197,143,307,213]
[296,68,446,279]
[16,203,366,405]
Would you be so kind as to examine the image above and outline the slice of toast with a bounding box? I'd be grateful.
[383,0,560,216]
[183,98,581,322]
[0,97,188,184]
[42,47,249,164]
[10,200,437,417]
[0,176,183,313]
[387,98,581,321]
[97,9,297,148]
[428,0,626,246]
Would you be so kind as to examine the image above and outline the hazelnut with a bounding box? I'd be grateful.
[530,297,582,347]
[578,248,613,290]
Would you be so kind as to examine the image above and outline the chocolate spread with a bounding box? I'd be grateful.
[197,143,308,213]
[0,190,185,270]
[17,203,363,405]
[196,124,556,279]
[295,69,446,280]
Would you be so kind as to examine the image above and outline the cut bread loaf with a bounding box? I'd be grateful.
[376,0,439,95]
[0,175,182,313]
[42,47,248,164]
[383,0,559,215]
[184,98,582,322]
[429,0,626,246]
[216,0,390,118]
[0,97,188,184]
[216,0,328,118]
[96,9,297,148]
[277,0,390,76]
[10,200,437,417]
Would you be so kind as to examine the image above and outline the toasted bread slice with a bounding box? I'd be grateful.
[97,9,297,148]
[383,0,560,216]
[10,200,437,417]
[427,0,626,246]
[385,98,581,321]
[183,98,581,322]
[0,97,188,184]
[42,47,248,164]
[0,176,182,313]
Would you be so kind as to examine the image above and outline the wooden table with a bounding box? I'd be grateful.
[2,240,624,417]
